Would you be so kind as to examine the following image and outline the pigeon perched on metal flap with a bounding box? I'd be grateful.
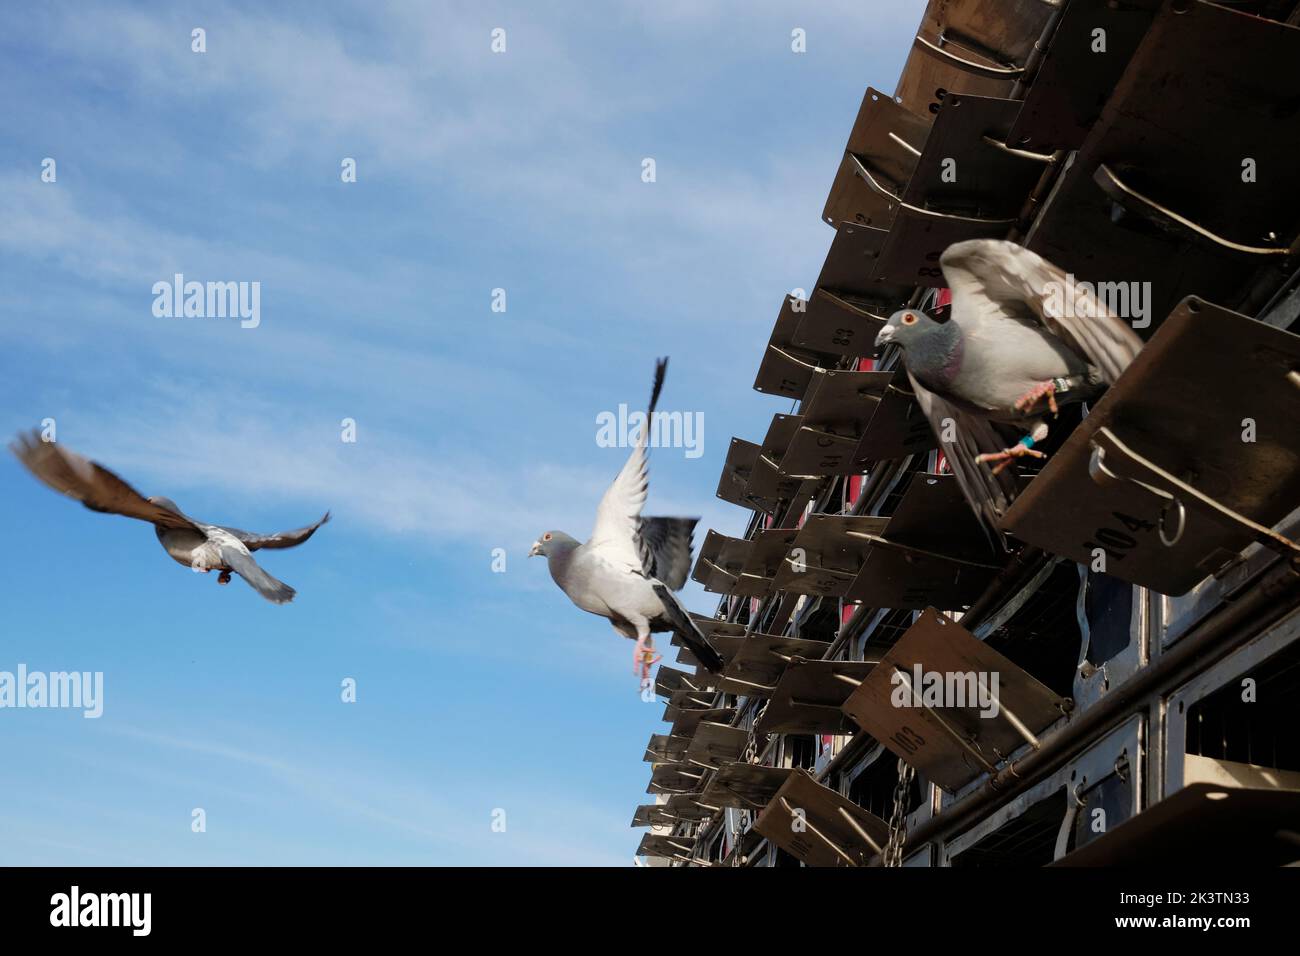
[529,358,724,684]
[875,240,1144,530]
[10,430,329,604]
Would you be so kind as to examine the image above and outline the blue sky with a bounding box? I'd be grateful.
[0,1,921,865]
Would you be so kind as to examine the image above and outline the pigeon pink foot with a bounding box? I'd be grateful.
[1013,380,1059,416]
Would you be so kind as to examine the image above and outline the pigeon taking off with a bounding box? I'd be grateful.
[10,430,329,604]
[875,239,1143,529]
[530,358,724,683]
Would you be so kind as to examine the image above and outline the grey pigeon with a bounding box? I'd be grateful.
[10,430,329,604]
[529,358,724,682]
[875,239,1143,528]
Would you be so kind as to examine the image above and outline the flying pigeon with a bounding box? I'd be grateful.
[529,358,724,684]
[875,239,1144,529]
[10,430,329,604]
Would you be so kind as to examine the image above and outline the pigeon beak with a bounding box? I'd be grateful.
[528,541,543,558]
[874,324,895,349]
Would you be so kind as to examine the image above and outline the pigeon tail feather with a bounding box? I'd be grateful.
[220,545,296,604]
[651,583,723,673]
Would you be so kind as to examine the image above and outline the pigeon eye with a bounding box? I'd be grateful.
[543,533,552,541]
[902,313,918,325]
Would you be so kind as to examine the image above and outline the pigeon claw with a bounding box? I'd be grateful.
[634,637,661,682]
[1013,380,1058,416]
[976,443,1047,476]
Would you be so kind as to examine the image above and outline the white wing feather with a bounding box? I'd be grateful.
[941,240,1143,383]
[586,359,667,573]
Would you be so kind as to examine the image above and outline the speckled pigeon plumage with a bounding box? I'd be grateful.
[10,430,329,604]
[875,239,1144,530]
[530,358,724,680]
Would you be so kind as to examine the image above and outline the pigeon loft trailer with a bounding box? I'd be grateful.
[632,0,1300,867]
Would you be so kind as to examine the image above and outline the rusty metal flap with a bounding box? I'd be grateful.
[781,427,865,479]
[635,832,701,860]
[779,369,895,477]
[1001,298,1300,595]
[901,94,1042,220]
[688,614,746,639]
[643,734,693,764]
[1052,783,1300,866]
[685,721,750,771]
[872,199,1015,287]
[791,288,888,355]
[822,88,928,228]
[742,527,802,582]
[814,221,913,308]
[716,438,778,513]
[759,658,880,735]
[698,763,796,811]
[674,616,755,667]
[932,0,1062,68]
[1080,1,1300,251]
[661,688,723,725]
[1007,0,1159,151]
[753,297,836,400]
[692,530,748,593]
[842,609,1068,792]
[853,369,938,464]
[747,413,806,501]
[894,0,1052,118]
[884,475,993,558]
[693,530,776,597]
[844,475,1001,609]
[673,634,745,669]
[846,541,1000,610]
[772,514,891,597]
[653,666,717,699]
[754,768,891,867]
[632,795,712,829]
[647,762,709,796]
[802,368,895,430]
[718,633,833,698]
[669,706,735,739]
[1027,2,1300,332]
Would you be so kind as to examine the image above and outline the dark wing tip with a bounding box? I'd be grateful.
[9,428,41,463]
[648,357,669,417]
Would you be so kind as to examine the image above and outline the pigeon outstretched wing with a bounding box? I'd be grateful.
[635,516,697,590]
[223,513,332,551]
[9,430,199,531]
[587,358,667,573]
[941,240,1143,383]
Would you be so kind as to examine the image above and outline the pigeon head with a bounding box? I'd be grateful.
[875,309,946,352]
[529,530,578,558]
[147,495,183,514]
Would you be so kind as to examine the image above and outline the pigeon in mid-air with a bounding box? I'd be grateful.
[10,430,329,604]
[530,358,724,684]
[875,239,1144,528]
